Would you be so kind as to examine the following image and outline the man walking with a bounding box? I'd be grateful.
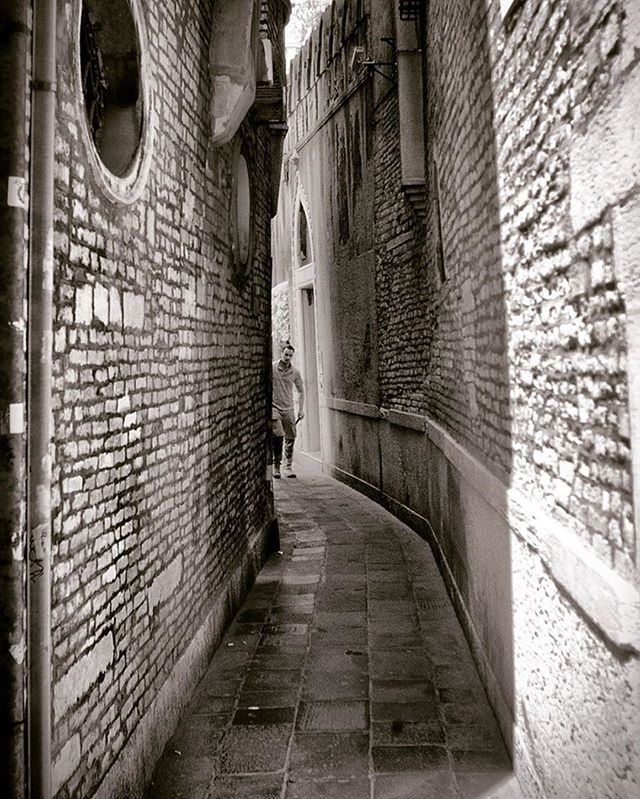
[272,341,305,478]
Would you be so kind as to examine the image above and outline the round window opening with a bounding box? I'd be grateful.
[80,0,143,177]
[234,152,252,269]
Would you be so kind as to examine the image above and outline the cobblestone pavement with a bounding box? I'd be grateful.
[147,459,519,798]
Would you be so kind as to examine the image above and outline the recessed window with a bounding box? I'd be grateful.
[298,204,311,266]
[231,144,253,282]
[80,0,143,177]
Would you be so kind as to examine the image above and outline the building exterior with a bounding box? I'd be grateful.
[272,0,640,795]
[0,0,290,796]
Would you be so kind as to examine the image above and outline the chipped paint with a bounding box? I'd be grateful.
[10,636,26,665]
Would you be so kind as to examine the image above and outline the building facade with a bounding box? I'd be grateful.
[1,0,290,796]
[272,0,640,795]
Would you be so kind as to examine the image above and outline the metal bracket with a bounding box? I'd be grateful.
[361,60,397,84]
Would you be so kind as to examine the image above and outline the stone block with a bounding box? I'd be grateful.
[570,65,640,231]
[123,292,145,329]
[148,555,183,614]
[52,734,81,796]
[75,284,93,326]
[94,283,109,325]
[53,632,115,721]
[109,286,122,327]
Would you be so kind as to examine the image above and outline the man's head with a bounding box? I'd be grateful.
[280,341,295,366]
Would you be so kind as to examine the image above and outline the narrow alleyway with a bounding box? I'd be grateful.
[146,461,516,799]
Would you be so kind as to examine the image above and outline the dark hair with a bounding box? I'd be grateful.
[281,340,295,353]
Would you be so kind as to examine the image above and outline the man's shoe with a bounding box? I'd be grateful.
[283,464,296,478]
[273,464,281,479]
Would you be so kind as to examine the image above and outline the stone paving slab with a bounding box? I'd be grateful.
[145,459,519,799]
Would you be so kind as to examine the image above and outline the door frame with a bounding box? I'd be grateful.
[293,263,322,456]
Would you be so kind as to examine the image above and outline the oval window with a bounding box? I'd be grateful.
[80,0,143,177]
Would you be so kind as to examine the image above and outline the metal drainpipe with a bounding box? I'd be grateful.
[0,1,30,797]
[27,0,57,795]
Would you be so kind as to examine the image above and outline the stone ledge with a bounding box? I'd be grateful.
[323,461,381,505]
[509,491,640,653]
[322,396,380,418]
[380,406,427,432]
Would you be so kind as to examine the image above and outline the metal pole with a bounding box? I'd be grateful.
[27,0,57,794]
[0,0,31,796]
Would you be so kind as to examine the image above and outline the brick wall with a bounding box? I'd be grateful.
[377,0,513,476]
[373,88,433,416]
[48,0,281,795]
[368,0,638,588]
[487,0,635,572]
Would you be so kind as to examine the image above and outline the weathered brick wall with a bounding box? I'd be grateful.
[49,0,279,795]
[373,82,433,418]
[486,0,635,574]
[485,3,640,791]
[281,0,636,568]
[375,0,512,477]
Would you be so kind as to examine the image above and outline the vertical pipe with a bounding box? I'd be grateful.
[0,1,31,797]
[27,0,56,795]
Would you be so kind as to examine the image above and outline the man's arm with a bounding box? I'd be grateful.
[294,370,305,419]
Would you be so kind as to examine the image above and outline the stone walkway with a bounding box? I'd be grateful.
[146,459,518,798]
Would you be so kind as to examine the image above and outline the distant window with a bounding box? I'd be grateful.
[80,0,143,177]
[298,204,311,265]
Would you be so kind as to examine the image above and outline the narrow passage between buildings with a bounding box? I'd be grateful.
[146,459,516,799]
